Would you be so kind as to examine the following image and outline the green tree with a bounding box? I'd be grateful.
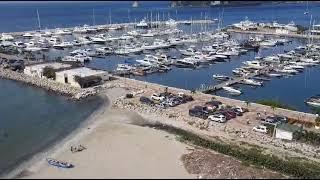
[42,66,56,80]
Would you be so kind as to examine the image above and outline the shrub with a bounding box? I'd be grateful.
[42,66,56,80]
[256,99,296,111]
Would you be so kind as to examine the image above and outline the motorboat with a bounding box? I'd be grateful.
[136,56,157,66]
[136,19,149,29]
[116,64,136,71]
[13,41,26,48]
[127,30,140,36]
[175,57,198,68]
[24,45,43,52]
[140,30,154,37]
[54,28,72,35]
[266,73,283,78]
[276,67,299,74]
[213,74,230,81]
[242,78,263,86]
[96,47,114,55]
[62,54,92,63]
[22,32,34,38]
[0,41,14,47]
[0,33,14,41]
[202,45,216,52]
[180,47,196,56]
[259,39,277,47]
[305,95,320,108]
[243,60,265,69]
[46,158,73,168]
[165,18,178,27]
[53,41,73,49]
[222,86,242,95]
[90,35,106,44]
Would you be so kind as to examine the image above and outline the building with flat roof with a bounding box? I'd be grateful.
[55,67,108,88]
[24,62,72,78]
[275,123,302,141]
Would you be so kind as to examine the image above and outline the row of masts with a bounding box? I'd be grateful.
[34,8,223,34]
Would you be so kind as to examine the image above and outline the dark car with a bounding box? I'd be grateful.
[229,108,243,116]
[274,115,288,123]
[261,116,279,124]
[223,110,237,118]
[189,108,208,119]
[139,96,154,106]
[182,95,194,102]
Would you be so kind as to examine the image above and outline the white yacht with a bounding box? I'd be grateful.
[180,47,196,56]
[116,64,136,71]
[62,54,92,63]
[96,47,113,54]
[90,35,106,44]
[305,96,320,108]
[165,18,178,27]
[24,46,43,52]
[202,45,216,52]
[259,39,277,47]
[136,19,149,29]
[22,32,34,38]
[127,30,140,36]
[222,86,242,95]
[175,57,198,68]
[53,41,73,49]
[0,33,14,41]
[243,60,264,69]
[242,78,263,86]
[136,56,157,66]
[276,67,299,74]
[213,74,230,81]
[140,30,154,37]
[13,41,26,48]
[54,28,72,35]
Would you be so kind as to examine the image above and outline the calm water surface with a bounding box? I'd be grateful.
[0,1,320,175]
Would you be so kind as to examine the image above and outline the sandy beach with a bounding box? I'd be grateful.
[7,87,194,179]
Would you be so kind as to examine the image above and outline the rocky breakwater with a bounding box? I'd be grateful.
[0,68,98,100]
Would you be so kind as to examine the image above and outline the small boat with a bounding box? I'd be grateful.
[305,96,320,108]
[213,74,230,81]
[266,73,283,78]
[222,86,242,95]
[46,158,74,168]
[241,78,263,86]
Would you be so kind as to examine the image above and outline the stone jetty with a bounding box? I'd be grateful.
[0,67,98,100]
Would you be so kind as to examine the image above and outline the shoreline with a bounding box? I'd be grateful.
[1,94,109,179]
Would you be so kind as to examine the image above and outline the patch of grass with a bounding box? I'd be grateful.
[143,123,320,178]
[256,99,296,111]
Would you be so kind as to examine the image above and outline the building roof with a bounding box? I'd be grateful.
[276,123,302,133]
[55,67,106,77]
[26,62,71,70]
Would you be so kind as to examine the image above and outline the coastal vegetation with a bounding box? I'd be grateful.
[144,123,320,178]
[256,99,296,111]
[42,66,56,80]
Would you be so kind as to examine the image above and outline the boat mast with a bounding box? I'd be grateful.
[92,8,96,26]
[37,9,41,31]
[109,9,112,25]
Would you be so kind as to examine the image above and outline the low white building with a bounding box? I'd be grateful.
[55,67,108,88]
[24,62,71,78]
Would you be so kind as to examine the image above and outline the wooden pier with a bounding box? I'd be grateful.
[226,28,320,40]
[197,66,273,93]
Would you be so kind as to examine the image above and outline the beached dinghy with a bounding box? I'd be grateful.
[46,158,74,168]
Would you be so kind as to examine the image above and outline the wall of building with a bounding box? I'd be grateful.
[55,73,81,88]
[275,129,293,140]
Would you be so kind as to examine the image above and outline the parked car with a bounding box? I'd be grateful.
[189,108,208,119]
[208,113,227,123]
[204,101,222,111]
[253,125,268,133]
[274,115,288,123]
[140,96,154,106]
[151,93,165,101]
[220,110,236,119]
[233,106,245,113]
[178,92,194,102]
[261,116,279,125]
[229,108,243,116]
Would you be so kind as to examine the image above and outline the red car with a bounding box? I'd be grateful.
[219,110,236,119]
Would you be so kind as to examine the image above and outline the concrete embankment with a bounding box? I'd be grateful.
[0,68,97,100]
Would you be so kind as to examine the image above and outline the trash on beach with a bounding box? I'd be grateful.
[46,158,74,168]
[71,144,87,153]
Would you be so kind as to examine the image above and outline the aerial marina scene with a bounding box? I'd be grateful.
[1,1,320,179]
